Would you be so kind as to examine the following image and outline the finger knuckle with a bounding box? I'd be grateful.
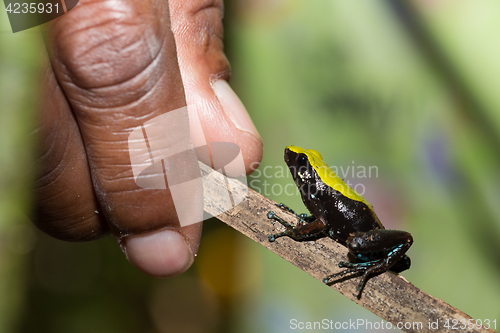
[51,0,167,91]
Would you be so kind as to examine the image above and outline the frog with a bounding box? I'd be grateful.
[268,146,413,297]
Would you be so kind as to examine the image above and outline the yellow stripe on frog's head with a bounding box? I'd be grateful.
[286,146,372,208]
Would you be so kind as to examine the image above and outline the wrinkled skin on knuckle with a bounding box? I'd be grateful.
[48,0,166,91]
[46,0,185,119]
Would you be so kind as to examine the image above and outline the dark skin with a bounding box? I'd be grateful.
[35,0,262,277]
[268,147,412,297]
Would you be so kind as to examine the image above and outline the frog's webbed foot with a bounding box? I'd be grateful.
[267,206,326,242]
[322,260,382,297]
[274,203,313,226]
[275,203,297,215]
[267,211,295,242]
[267,204,311,242]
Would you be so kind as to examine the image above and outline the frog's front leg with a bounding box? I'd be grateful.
[268,211,327,242]
[323,229,413,297]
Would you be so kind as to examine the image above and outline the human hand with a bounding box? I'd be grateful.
[34,0,262,277]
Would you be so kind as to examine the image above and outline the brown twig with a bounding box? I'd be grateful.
[201,163,496,333]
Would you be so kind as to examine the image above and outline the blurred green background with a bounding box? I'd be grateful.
[1,0,500,332]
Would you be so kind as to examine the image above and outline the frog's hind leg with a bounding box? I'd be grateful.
[322,260,380,284]
[353,242,411,296]
[322,260,382,298]
[323,229,413,298]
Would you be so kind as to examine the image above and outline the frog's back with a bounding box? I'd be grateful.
[303,183,384,244]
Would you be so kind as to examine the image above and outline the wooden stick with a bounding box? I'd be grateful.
[201,164,496,333]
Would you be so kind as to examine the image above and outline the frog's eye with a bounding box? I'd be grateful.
[297,154,308,165]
